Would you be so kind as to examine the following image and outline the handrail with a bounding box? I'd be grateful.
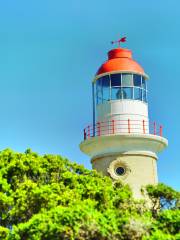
[83,119,164,140]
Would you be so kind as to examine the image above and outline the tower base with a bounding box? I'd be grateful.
[80,134,168,199]
[92,151,158,199]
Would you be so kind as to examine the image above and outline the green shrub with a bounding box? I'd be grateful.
[0,149,179,240]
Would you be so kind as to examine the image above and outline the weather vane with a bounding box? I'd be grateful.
[111,36,126,48]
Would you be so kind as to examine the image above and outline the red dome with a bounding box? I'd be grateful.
[96,48,145,76]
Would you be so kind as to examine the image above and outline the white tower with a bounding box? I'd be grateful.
[80,43,168,198]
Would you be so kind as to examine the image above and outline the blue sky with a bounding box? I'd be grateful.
[0,0,179,190]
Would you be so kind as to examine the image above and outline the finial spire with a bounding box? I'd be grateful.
[111,36,126,48]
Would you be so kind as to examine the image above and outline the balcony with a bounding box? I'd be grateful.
[83,119,163,140]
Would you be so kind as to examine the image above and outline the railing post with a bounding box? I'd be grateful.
[88,126,90,139]
[128,119,130,134]
[160,125,163,137]
[154,122,156,135]
[84,129,86,140]
[97,122,101,136]
[143,120,145,134]
[112,119,115,134]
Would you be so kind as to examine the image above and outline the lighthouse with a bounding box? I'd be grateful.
[79,39,168,198]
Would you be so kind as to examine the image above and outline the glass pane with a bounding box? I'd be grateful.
[122,74,133,86]
[115,167,125,176]
[97,97,102,104]
[102,87,110,102]
[142,90,147,102]
[111,74,121,87]
[116,88,125,99]
[96,78,102,104]
[92,82,96,104]
[102,75,110,102]
[102,75,110,87]
[96,77,102,89]
[122,87,133,99]
[111,87,120,100]
[142,77,147,90]
[133,74,142,86]
[134,87,142,100]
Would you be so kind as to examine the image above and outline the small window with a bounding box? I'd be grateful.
[122,74,133,86]
[133,74,141,86]
[115,166,126,176]
[111,74,121,87]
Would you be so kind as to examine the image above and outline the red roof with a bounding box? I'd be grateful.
[96,48,145,76]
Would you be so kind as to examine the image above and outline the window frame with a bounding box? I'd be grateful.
[95,73,148,104]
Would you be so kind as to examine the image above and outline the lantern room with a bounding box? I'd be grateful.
[93,47,148,105]
[91,47,149,134]
[94,73,147,105]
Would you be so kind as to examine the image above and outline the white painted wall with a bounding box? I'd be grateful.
[92,153,158,199]
[96,100,149,134]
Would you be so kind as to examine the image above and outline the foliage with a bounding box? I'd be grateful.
[146,183,180,216]
[0,149,179,239]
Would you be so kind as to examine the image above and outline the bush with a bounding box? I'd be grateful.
[0,149,179,240]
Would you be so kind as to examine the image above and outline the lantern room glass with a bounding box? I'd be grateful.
[95,73,148,104]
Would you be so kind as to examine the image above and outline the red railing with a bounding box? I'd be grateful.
[83,119,163,140]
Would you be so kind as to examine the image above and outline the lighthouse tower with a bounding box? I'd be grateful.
[79,40,168,198]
